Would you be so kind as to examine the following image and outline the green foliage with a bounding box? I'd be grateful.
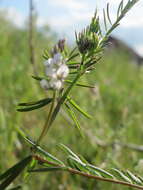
[0,0,142,189]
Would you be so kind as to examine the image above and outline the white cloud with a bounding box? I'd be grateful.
[50,0,89,11]
[0,7,25,27]
[135,44,143,56]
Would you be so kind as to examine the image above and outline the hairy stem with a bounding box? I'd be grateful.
[37,91,57,144]
[33,155,143,190]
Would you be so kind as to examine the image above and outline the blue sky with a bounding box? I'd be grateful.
[0,0,143,55]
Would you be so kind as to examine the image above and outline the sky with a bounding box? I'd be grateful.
[0,0,143,56]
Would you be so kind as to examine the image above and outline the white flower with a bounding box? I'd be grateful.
[49,78,63,90]
[43,58,53,66]
[57,64,69,79]
[41,52,69,91]
[40,79,50,90]
[45,66,57,78]
[53,53,63,65]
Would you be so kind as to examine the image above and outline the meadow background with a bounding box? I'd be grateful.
[0,2,143,189]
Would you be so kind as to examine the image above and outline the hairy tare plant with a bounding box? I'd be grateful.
[0,1,142,189]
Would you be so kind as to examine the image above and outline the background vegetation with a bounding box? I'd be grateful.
[0,10,143,190]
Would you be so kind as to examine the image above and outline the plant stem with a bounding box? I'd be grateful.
[29,0,37,76]
[33,155,143,190]
[37,91,56,144]
[49,72,81,127]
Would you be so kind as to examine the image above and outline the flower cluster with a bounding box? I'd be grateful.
[40,52,69,90]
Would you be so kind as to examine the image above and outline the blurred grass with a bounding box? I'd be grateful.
[0,12,143,190]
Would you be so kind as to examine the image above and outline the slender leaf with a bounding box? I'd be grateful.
[67,96,92,119]
[103,8,107,31]
[32,75,43,81]
[86,166,102,177]
[111,168,132,183]
[65,80,95,88]
[59,144,80,161]
[18,98,52,107]
[67,53,79,62]
[107,3,112,25]
[17,99,52,112]
[67,156,87,172]
[23,137,64,166]
[29,167,66,173]
[65,103,83,137]
[117,0,124,18]
[0,156,32,190]
[126,170,142,185]
[87,164,114,179]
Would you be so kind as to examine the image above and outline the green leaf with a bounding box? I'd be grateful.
[126,170,142,185]
[87,164,114,179]
[29,167,66,173]
[107,3,112,25]
[23,137,64,166]
[111,168,132,183]
[0,156,32,190]
[32,75,43,81]
[67,156,87,172]
[86,166,102,177]
[65,103,83,137]
[67,96,92,119]
[65,80,95,88]
[59,144,81,161]
[103,8,107,31]
[17,98,52,112]
[117,0,124,18]
[67,53,79,62]
[18,98,52,107]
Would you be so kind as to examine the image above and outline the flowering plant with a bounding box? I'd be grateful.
[0,1,142,189]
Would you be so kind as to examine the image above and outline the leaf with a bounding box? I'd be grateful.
[18,98,52,106]
[67,156,87,172]
[117,0,124,18]
[23,137,64,166]
[103,8,107,31]
[86,166,102,177]
[87,164,114,179]
[107,3,112,25]
[59,144,80,161]
[111,168,132,183]
[17,98,52,112]
[65,103,83,137]
[65,80,95,88]
[32,75,43,81]
[126,170,142,185]
[29,167,66,173]
[67,53,79,62]
[0,156,32,190]
[67,96,92,119]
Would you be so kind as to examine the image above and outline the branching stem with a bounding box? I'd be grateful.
[33,155,143,190]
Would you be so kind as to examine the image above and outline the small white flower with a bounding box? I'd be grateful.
[41,52,69,91]
[53,53,63,65]
[40,79,50,90]
[57,64,69,79]
[43,58,53,66]
[45,66,57,78]
[49,78,63,90]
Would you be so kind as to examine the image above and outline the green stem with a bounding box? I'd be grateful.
[49,72,81,128]
[37,91,56,144]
